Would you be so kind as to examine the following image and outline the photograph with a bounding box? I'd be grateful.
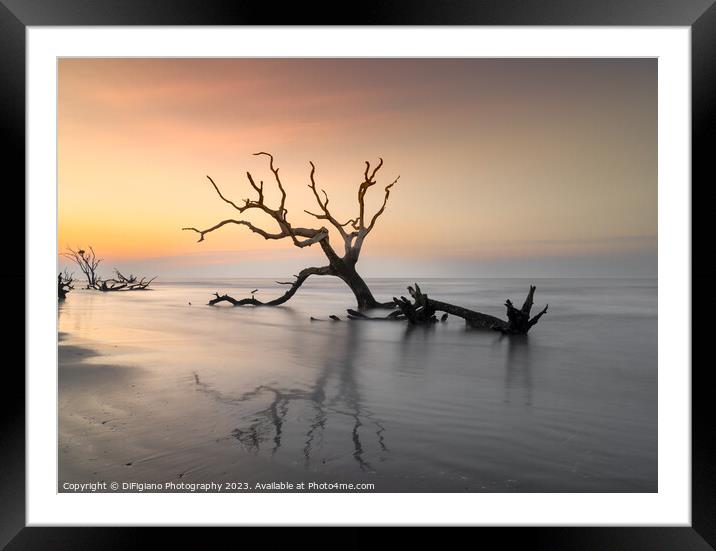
[57,57,657,494]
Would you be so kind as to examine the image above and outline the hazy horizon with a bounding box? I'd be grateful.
[58,250,656,280]
[58,58,657,279]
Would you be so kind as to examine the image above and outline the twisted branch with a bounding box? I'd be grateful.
[357,158,384,230]
[184,153,400,309]
[304,161,352,240]
[98,269,156,291]
[254,151,287,215]
[366,175,400,233]
[208,266,334,306]
[182,154,329,250]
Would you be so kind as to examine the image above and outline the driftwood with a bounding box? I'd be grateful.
[345,283,548,335]
[501,286,549,334]
[98,270,156,292]
[57,270,74,300]
[309,315,342,322]
[184,153,399,310]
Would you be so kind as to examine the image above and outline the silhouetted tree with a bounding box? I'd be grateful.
[57,270,74,300]
[62,246,156,291]
[62,247,100,289]
[183,152,399,310]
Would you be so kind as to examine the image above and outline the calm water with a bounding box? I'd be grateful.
[58,278,657,492]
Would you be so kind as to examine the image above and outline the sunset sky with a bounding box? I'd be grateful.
[58,58,656,278]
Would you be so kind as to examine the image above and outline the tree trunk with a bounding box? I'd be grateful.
[209,260,390,310]
[332,260,386,310]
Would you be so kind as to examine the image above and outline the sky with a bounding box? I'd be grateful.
[58,58,657,278]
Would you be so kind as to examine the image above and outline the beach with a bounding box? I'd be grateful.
[58,277,657,492]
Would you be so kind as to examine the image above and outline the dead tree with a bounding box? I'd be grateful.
[62,246,156,291]
[98,270,156,292]
[62,247,101,289]
[183,152,399,310]
[347,283,548,335]
[57,270,74,300]
[500,286,549,334]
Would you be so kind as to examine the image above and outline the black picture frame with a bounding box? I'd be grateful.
[3,1,714,548]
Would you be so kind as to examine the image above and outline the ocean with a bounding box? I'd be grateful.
[58,277,657,492]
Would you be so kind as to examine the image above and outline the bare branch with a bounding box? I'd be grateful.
[254,152,287,214]
[188,155,333,252]
[357,158,389,230]
[368,157,384,181]
[182,219,286,243]
[294,228,329,247]
[521,285,536,315]
[245,172,264,204]
[366,175,400,234]
[205,175,245,211]
[306,161,350,239]
[528,304,549,329]
[208,266,334,307]
[62,246,102,288]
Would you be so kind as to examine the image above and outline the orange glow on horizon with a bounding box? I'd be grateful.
[59,58,657,274]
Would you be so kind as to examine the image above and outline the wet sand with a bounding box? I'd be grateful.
[59,336,334,491]
[58,278,658,492]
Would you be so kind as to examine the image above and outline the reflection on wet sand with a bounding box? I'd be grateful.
[193,322,389,473]
[58,278,658,492]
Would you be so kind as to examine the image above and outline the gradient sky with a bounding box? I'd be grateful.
[58,58,656,278]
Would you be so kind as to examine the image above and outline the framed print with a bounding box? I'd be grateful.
[3,0,715,548]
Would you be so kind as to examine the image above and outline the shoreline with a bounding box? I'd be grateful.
[58,279,657,493]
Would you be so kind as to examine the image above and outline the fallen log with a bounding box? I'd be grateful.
[348,283,548,334]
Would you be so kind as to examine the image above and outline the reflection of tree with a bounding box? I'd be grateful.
[394,322,437,378]
[58,299,67,341]
[503,336,533,406]
[193,323,388,472]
